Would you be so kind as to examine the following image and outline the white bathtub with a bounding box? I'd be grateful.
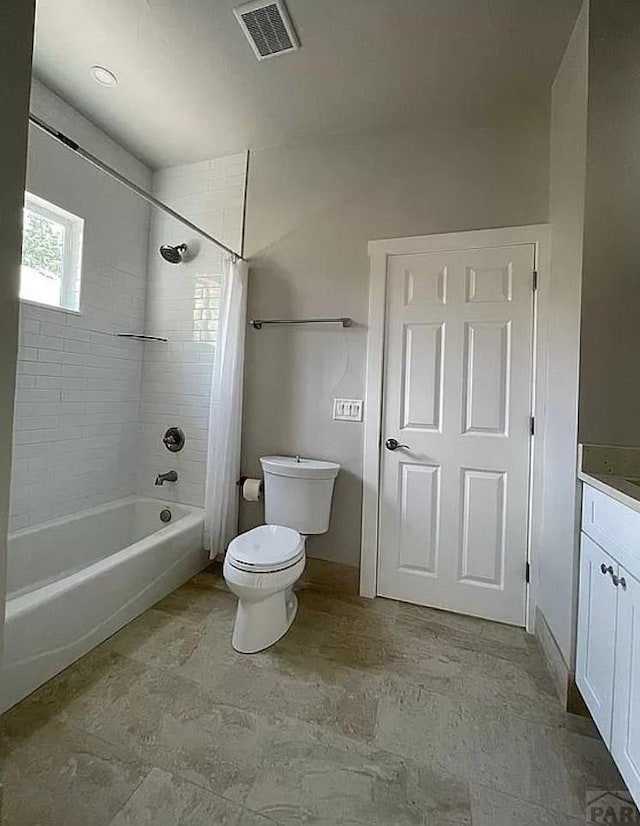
[1,496,208,712]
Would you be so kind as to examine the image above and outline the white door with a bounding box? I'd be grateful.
[378,242,535,624]
[612,566,640,802]
[576,533,618,744]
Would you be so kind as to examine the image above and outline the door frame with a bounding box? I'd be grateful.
[360,224,551,632]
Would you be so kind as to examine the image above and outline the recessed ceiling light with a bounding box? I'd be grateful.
[90,65,118,87]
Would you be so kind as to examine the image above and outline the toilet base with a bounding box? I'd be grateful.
[232,588,298,654]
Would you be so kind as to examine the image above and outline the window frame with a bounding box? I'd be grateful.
[21,191,84,313]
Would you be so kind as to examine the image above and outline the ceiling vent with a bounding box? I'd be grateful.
[234,0,300,60]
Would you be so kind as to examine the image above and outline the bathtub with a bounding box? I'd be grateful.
[1,496,208,712]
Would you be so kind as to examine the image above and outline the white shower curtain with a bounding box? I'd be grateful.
[204,255,248,557]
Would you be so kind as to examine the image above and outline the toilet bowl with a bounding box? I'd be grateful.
[224,455,340,653]
[223,525,305,653]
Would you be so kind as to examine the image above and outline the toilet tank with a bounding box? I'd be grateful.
[260,456,340,535]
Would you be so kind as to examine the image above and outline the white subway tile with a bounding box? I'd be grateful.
[11,143,244,527]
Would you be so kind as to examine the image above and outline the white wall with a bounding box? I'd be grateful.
[9,81,152,531]
[533,3,588,669]
[535,0,640,683]
[0,0,36,667]
[138,156,246,506]
[579,0,640,445]
[242,113,550,566]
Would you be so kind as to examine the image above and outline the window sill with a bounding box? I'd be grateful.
[19,298,82,316]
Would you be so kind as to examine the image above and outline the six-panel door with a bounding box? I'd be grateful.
[377,243,535,624]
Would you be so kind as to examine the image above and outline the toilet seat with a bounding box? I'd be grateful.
[226,525,305,573]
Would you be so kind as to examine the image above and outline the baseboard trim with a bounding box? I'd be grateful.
[534,605,587,715]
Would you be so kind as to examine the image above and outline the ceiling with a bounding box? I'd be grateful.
[32,0,581,169]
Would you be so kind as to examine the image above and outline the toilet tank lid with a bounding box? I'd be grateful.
[260,455,340,480]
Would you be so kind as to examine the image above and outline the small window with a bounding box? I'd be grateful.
[20,192,84,312]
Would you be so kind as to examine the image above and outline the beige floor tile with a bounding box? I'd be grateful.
[384,628,465,697]
[1,649,147,737]
[281,605,390,671]
[102,608,204,669]
[299,558,360,596]
[295,586,399,632]
[170,595,382,741]
[176,611,269,680]
[373,675,468,778]
[1,718,146,826]
[289,598,387,639]
[268,641,387,693]
[107,766,243,826]
[470,783,584,825]
[85,661,273,804]
[154,576,236,624]
[245,717,471,826]
[395,602,529,649]
[203,655,379,742]
[465,705,624,817]
[238,810,280,825]
[554,726,627,815]
[2,571,631,824]
[392,608,533,668]
[178,600,388,699]
[459,648,596,734]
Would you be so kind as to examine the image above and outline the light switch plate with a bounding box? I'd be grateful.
[333,398,363,422]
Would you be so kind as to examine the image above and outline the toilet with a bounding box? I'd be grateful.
[223,455,340,653]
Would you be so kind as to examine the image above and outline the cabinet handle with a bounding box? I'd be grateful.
[601,563,613,576]
[612,573,621,587]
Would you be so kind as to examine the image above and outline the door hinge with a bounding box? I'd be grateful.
[526,561,531,584]
[532,270,538,291]
[529,415,535,436]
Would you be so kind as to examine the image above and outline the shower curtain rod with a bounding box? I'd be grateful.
[28,113,245,262]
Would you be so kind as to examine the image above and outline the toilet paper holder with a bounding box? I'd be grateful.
[236,476,264,495]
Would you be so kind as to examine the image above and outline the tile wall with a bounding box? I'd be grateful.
[10,81,246,530]
[137,156,246,506]
[9,82,152,532]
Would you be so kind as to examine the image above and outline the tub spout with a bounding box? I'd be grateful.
[155,470,178,486]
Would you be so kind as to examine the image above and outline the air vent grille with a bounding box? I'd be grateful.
[234,0,299,60]
[242,5,291,56]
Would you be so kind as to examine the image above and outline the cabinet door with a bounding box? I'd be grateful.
[612,568,640,804]
[576,532,618,745]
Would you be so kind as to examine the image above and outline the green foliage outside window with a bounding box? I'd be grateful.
[21,209,64,278]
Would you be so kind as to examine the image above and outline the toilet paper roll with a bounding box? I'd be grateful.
[242,478,263,502]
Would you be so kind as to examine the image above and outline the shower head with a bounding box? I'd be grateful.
[159,243,188,264]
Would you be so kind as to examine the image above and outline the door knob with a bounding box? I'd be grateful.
[385,438,410,451]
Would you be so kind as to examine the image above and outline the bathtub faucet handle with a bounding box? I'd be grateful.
[155,470,178,486]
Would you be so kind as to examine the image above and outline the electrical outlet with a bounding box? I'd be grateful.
[333,398,363,422]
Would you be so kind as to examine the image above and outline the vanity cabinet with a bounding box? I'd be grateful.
[576,533,618,741]
[611,570,640,799]
[577,483,640,803]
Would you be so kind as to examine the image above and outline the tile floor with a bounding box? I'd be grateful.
[0,564,626,825]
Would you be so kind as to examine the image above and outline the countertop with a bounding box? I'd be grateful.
[578,469,640,514]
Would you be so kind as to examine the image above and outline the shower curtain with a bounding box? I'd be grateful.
[204,255,248,557]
